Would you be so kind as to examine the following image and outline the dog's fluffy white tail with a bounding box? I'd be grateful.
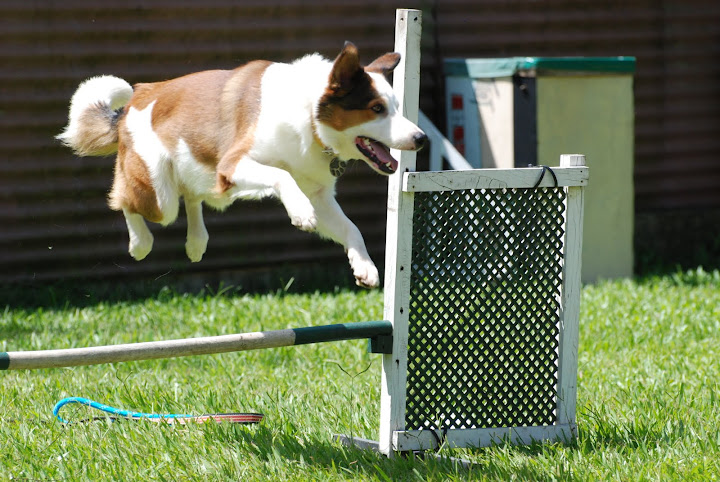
[56,75,133,157]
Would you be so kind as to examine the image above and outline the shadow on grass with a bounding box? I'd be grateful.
[209,421,610,479]
[0,263,362,311]
[209,424,474,479]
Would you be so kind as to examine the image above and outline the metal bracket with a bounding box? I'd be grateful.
[369,335,393,354]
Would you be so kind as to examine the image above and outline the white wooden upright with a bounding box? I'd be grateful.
[379,8,422,457]
[555,153,586,436]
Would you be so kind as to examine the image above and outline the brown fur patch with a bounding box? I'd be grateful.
[316,74,384,131]
[109,124,163,223]
[110,60,272,215]
[316,103,378,131]
[365,52,401,76]
[128,70,235,170]
[316,42,386,132]
[215,60,272,192]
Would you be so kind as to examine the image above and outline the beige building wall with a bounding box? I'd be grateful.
[536,75,635,282]
[473,78,516,169]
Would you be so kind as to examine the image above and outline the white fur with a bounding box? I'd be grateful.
[125,101,179,226]
[184,198,209,262]
[174,139,213,260]
[175,138,216,198]
[122,207,154,261]
[229,158,318,231]
[57,75,132,146]
[232,56,414,286]
[365,72,425,148]
[251,56,335,182]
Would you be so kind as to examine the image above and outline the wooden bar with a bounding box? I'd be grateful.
[555,154,586,433]
[392,424,576,452]
[0,321,392,371]
[402,166,589,192]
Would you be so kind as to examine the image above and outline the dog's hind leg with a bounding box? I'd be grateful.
[122,207,154,261]
[184,198,209,262]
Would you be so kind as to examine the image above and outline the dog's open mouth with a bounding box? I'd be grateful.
[355,136,398,175]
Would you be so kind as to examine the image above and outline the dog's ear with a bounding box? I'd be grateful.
[329,41,363,94]
[365,52,401,76]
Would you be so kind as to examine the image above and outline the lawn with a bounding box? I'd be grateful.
[2,269,720,480]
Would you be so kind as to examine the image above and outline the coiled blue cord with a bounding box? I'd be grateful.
[53,397,193,424]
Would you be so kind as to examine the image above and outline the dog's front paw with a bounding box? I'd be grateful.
[289,202,318,232]
[352,259,380,289]
[291,214,318,232]
[129,234,153,261]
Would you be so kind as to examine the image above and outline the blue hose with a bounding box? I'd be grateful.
[53,397,193,424]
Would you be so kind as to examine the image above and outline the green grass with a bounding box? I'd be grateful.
[2,269,720,480]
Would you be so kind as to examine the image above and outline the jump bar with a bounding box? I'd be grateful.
[0,320,393,371]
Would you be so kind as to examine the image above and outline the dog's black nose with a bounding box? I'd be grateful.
[413,132,428,151]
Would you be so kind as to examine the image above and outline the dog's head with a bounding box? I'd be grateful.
[316,42,427,175]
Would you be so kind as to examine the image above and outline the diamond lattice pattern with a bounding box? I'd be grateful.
[405,187,567,431]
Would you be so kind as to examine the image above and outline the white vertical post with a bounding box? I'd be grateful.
[379,8,422,456]
[556,154,586,437]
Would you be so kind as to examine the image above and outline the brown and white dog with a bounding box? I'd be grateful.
[57,42,426,288]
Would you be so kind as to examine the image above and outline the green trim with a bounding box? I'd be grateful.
[444,58,525,78]
[0,352,9,370]
[292,321,392,346]
[444,56,636,78]
[522,57,636,73]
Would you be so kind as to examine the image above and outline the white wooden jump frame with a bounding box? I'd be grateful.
[373,9,586,456]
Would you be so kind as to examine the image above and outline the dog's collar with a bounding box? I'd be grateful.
[312,121,347,178]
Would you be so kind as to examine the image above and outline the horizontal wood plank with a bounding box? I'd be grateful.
[392,424,576,452]
[403,167,589,192]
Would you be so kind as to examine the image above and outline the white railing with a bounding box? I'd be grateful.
[418,110,474,171]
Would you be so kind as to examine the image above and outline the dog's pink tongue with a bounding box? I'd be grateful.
[370,139,398,172]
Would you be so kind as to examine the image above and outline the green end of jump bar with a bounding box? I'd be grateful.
[292,321,392,346]
[0,352,9,370]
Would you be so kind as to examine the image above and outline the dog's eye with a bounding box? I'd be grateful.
[371,104,386,114]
